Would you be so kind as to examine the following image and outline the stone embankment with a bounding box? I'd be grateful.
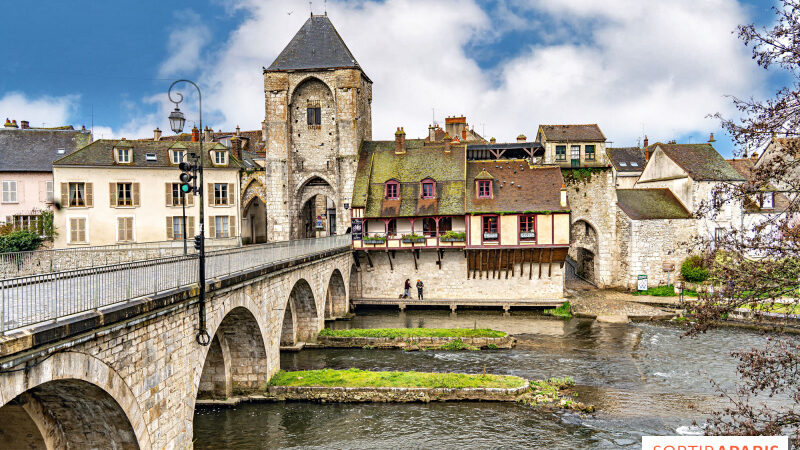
[264,383,529,403]
[317,335,515,350]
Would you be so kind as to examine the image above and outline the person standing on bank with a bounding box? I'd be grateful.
[416,279,424,300]
[403,279,411,299]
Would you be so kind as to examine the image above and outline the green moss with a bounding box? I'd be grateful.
[561,167,608,185]
[319,328,506,339]
[268,368,526,389]
[543,301,572,319]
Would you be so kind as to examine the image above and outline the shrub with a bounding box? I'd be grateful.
[544,301,572,319]
[440,230,466,240]
[681,255,709,283]
[0,230,42,253]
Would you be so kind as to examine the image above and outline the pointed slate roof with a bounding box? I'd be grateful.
[266,15,367,78]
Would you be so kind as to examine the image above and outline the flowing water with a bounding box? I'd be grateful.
[194,308,788,449]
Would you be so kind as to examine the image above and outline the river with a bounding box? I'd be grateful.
[194,308,785,449]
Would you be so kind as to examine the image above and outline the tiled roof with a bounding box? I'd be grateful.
[539,124,605,142]
[266,15,366,77]
[465,162,567,213]
[654,143,744,181]
[0,128,92,172]
[352,139,466,217]
[606,147,646,173]
[617,188,692,220]
[53,140,243,169]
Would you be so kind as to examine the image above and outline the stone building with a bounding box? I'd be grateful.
[350,130,571,300]
[606,146,646,189]
[536,124,609,167]
[0,120,92,228]
[262,14,372,241]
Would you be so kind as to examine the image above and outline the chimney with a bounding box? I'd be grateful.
[461,128,467,140]
[153,128,162,141]
[428,125,436,142]
[20,120,29,129]
[203,126,212,142]
[10,119,18,128]
[191,126,200,142]
[231,136,242,161]
[560,183,567,207]
[750,152,758,162]
[517,134,527,143]
[445,116,467,141]
[394,127,406,154]
[81,125,86,131]
[444,135,451,153]
[3,118,12,128]
[643,135,648,148]
[261,120,267,142]
[490,137,496,144]
[708,133,716,143]
[235,125,241,136]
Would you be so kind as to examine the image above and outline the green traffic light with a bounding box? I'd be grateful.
[181,184,191,193]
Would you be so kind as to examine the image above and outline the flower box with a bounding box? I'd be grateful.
[401,238,426,244]
[440,237,465,242]
[362,237,386,244]
[483,232,499,240]
[519,232,536,239]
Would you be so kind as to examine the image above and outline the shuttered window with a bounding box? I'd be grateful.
[117,217,134,242]
[68,183,86,207]
[69,217,87,243]
[555,145,566,161]
[307,100,321,128]
[213,183,233,205]
[585,145,596,161]
[1,181,17,203]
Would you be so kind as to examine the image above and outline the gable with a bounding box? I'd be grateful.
[638,147,689,182]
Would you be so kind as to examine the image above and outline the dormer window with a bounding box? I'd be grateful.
[760,192,774,209]
[478,180,492,199]
[421,178,435,199]
[172,149,185,164]
[214,150,227,165]
[385,180,399,200]
[116,148,131,163]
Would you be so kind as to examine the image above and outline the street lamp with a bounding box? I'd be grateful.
[168,79,210,346]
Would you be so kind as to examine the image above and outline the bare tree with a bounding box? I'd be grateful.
[693,1,800,444]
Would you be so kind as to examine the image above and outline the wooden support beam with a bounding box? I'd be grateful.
[478,251,483,279]
[548,248,553,278]
[528,249,533,280]
[538,248,544,279]
[366,252,373,268]
[437,249,442,270]
[505,250,510,279]
[412,249,418,271]
[386,251,393,271]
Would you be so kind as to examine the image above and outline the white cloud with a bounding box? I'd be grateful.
[158,10,212,78]
[0,92,79,128]
[159,0,765,147]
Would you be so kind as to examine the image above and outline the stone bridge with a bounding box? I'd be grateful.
[0,238,355,449]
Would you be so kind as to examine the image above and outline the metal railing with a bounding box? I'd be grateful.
[0,237,242,279]
[0,235,350,334]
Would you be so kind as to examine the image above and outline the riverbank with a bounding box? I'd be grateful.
[317,328,513,350]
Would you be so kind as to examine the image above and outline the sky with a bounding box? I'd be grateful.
[0,0,786,157]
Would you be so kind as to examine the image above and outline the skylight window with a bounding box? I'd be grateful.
[630,162,639,167]
[57,148,65,154]
[619,162,628,167]
[145,153,157,161]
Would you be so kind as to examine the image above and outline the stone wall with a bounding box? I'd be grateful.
[317,335,515,349]
[615,209,696,289]
[563,168,617,287]
[0,251,352,449]
[265,382,529,403]
[356,249,564,300]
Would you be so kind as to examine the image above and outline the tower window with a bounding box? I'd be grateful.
[307,100,321,129]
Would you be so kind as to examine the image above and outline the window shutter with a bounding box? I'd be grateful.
[229,216,236,238]
[16,182,22,203]
[228,183,234,205]
[315,107,321,125]
[166,183,172,206]
[187,216,195,237]
[208,183,213,206]
[166,216,174,240]
[70,218,78,243]
[187,192,194,206]
[307,108,313,125]
[209,216,216,238]
[118,217,125,241]
[60,183,68,207]
[85,183,93,207]
[109,183,117,207]
[133,183,140,206]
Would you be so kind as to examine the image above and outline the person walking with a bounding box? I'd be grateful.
[416,279,424,300]
[403,279,411,299]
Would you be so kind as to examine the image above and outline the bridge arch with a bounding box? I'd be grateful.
[280,278,319,344]
[197,303,269,400]
[324,268,348,319]
[0,351,150,449]
[570,218,600,284]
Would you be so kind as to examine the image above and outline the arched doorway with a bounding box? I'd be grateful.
[0,379,139,449]
[325,269,347,319]
[282,278,319,343]
[242,196,267,244]
[570,219,599,284]
[197,307,268,399]
[297,177,336,239]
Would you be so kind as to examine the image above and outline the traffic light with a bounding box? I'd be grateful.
[194,234,202,251]
[178,161,196,194]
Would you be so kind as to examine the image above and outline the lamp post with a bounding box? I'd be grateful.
[168,79,210,346]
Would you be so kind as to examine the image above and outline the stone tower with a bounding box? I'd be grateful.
[263,14,372,240]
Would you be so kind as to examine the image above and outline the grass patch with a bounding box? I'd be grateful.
[438,339,479,351]
[268,368,526,389]
[740,302,800,315]
[544,302,572,319]
[319,327,506,339]
[631,285,698,297]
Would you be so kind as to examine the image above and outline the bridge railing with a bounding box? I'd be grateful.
[0,237,242,279]
[0,235,351,335]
